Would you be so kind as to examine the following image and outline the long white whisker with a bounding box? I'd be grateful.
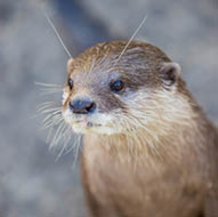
[42,115,63,130]
[34,81,63,88]
[39,89,63,96]
[55,127,76,160]
[43,10,73,58]
[57,135,71,159]
[117,14,148,62]
[41,110,61,120]
[50,121,66,147]
[37,105,60,112]
[40,108,61,114]
[37,102,60,111]
[72,135,82,168]
[46,127,55,144]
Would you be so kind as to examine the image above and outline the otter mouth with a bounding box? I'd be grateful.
[67,116,109,134]
[68,118,120,135]
[62,109,120,135]
[74,120,102,128]
[72,120,118,135]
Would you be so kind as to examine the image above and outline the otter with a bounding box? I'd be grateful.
[61,41,218,217]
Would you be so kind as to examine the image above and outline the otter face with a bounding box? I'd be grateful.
[62,41,182,135]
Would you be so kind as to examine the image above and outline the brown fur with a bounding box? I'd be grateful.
[62,41,218,217]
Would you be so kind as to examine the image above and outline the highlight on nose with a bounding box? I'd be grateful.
[69,98,97,114]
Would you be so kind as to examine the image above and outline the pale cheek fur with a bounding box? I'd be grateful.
[118,89,192,135]
[62,89,68,105]
[120,90,154,121]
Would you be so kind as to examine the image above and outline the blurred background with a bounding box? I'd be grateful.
[0,0,217,216]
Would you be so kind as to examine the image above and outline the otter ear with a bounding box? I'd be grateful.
[160,62,181,87]
[67,58,74,74]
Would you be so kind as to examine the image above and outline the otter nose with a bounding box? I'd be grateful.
[69,99,96,114]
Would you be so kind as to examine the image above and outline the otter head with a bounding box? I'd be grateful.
[62,41,186,136]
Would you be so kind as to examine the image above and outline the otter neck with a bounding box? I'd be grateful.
[83,118,204,167]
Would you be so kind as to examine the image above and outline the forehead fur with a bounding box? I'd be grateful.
[68,41,171,75]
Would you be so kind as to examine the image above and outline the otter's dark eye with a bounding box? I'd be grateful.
[110,80,125,93]
[68,78,74,90]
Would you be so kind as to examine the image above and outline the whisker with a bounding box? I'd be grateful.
[48,123,66,149]
[34,81,63,88]
[40,107,62,114]
[37,101,60,111]
[72,135,82,168]
[51,121,66,146]
[38,89,63,96]
[37,90,82,161]
[42,9,73,58]
[35,82,63,96]
[55,129,81,161]
[37,105,61,113]
[56,129,72,160]
[42,115,63,130]
[116,14,148,62]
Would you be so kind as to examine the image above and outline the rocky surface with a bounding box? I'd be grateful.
[0,0,217,217]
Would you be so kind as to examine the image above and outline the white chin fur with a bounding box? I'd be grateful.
[72,125,120,135]
[62,109,119,135]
